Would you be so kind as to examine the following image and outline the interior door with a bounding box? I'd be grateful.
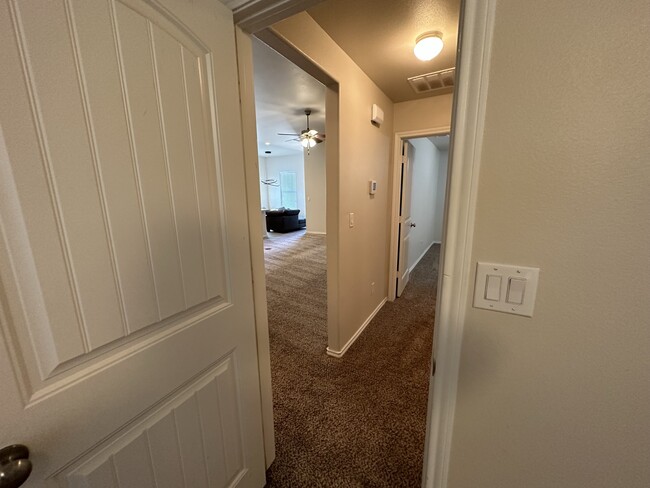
[0,0,266,486]
[396,140,414,297]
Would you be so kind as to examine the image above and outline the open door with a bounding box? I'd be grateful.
[396,140,414,297]
[0,0,266,486]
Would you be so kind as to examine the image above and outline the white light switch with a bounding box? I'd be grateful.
[349,212,355,228]
[473,262,540,317]
[485,275,501,301]
[506,278,526,305]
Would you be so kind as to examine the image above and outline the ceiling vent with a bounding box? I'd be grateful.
[407,67,455,94]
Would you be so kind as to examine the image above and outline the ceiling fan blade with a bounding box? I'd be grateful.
[284,138,301,142]
[277,132,300,136]
[314,134,326,142]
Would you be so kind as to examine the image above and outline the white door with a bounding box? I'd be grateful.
[396,140,414,297]
[0,0,266,486]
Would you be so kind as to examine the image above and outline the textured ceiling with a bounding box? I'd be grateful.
[253,38,326,157]
[251,0,459,157]
[308,0,460,102]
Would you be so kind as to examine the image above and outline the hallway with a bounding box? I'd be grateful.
[264,233,438,487]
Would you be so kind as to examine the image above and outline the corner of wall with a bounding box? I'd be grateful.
[271,11,395,353]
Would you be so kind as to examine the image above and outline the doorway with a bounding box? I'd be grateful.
[245,29,455,486]
[235,0,496,485]
[392,134,450,300]
[242,24,443,485]
[250,34,333,485]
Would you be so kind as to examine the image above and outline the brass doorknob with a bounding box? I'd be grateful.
[0,445,32,488]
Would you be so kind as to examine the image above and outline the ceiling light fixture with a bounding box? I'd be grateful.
[265,141,271,145]
[301,138,316,149]
[277,109,325,155]
[414,32,443,61]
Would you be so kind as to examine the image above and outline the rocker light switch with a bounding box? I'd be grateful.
[485,275,501,301]
[473,262,540,317]
[506,278,526,305]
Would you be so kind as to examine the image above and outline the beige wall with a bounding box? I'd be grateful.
[394,93,453,134]
[304,144,326,233]
[448,1,650,487]
[272,13,395,351]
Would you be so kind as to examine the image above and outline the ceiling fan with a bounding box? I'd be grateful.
[278,109,325,153]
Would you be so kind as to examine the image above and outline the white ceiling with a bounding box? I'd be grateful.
[253,38,326,157]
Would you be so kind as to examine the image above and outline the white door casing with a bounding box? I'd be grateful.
[396,140,414,297]
[0,0,265,486]
[421,1,497,485]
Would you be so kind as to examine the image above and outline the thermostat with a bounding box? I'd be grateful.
[369,180,377,194]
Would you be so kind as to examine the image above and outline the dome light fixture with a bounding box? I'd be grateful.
[414,32,444,61]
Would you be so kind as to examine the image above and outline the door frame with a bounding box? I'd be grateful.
[421,1,496,487]
[233,0,497,485]
[388,128,450,302]
[234,24,340,470]
[234,27,276,468]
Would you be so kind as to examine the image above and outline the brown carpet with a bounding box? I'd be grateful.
[264,230,438,487]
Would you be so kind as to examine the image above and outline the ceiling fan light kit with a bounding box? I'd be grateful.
[301,138,317,148]
[277,108,325,154]
[414,31,444,61]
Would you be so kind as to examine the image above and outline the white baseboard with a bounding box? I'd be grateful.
[326,297,387,358]
[306,230,327,235]
[409,240,438,274]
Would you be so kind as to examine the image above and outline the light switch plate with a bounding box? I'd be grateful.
[473,262,540,317]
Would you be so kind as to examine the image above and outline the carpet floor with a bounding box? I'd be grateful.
[264,230,438,487]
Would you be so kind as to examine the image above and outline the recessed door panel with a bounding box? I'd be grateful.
[1,0,230,392]
[64,358,244,488]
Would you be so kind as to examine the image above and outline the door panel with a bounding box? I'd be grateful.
[116,0,189,321]
[65,357,243,487]
[397,141,414,297]
[1,0,230,379]
[73,0,162,334]
[0,0,265,485]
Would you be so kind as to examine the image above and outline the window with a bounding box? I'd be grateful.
[279,171,298,209]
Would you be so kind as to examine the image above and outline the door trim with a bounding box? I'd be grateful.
[233,0,325,33]
[234,27,276,468]
[235,0,497,483]
[235,25,341,469]
[388,127,449,302]
[421,1,497,487]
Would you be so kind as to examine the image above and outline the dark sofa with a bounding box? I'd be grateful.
[265,209,301,233]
